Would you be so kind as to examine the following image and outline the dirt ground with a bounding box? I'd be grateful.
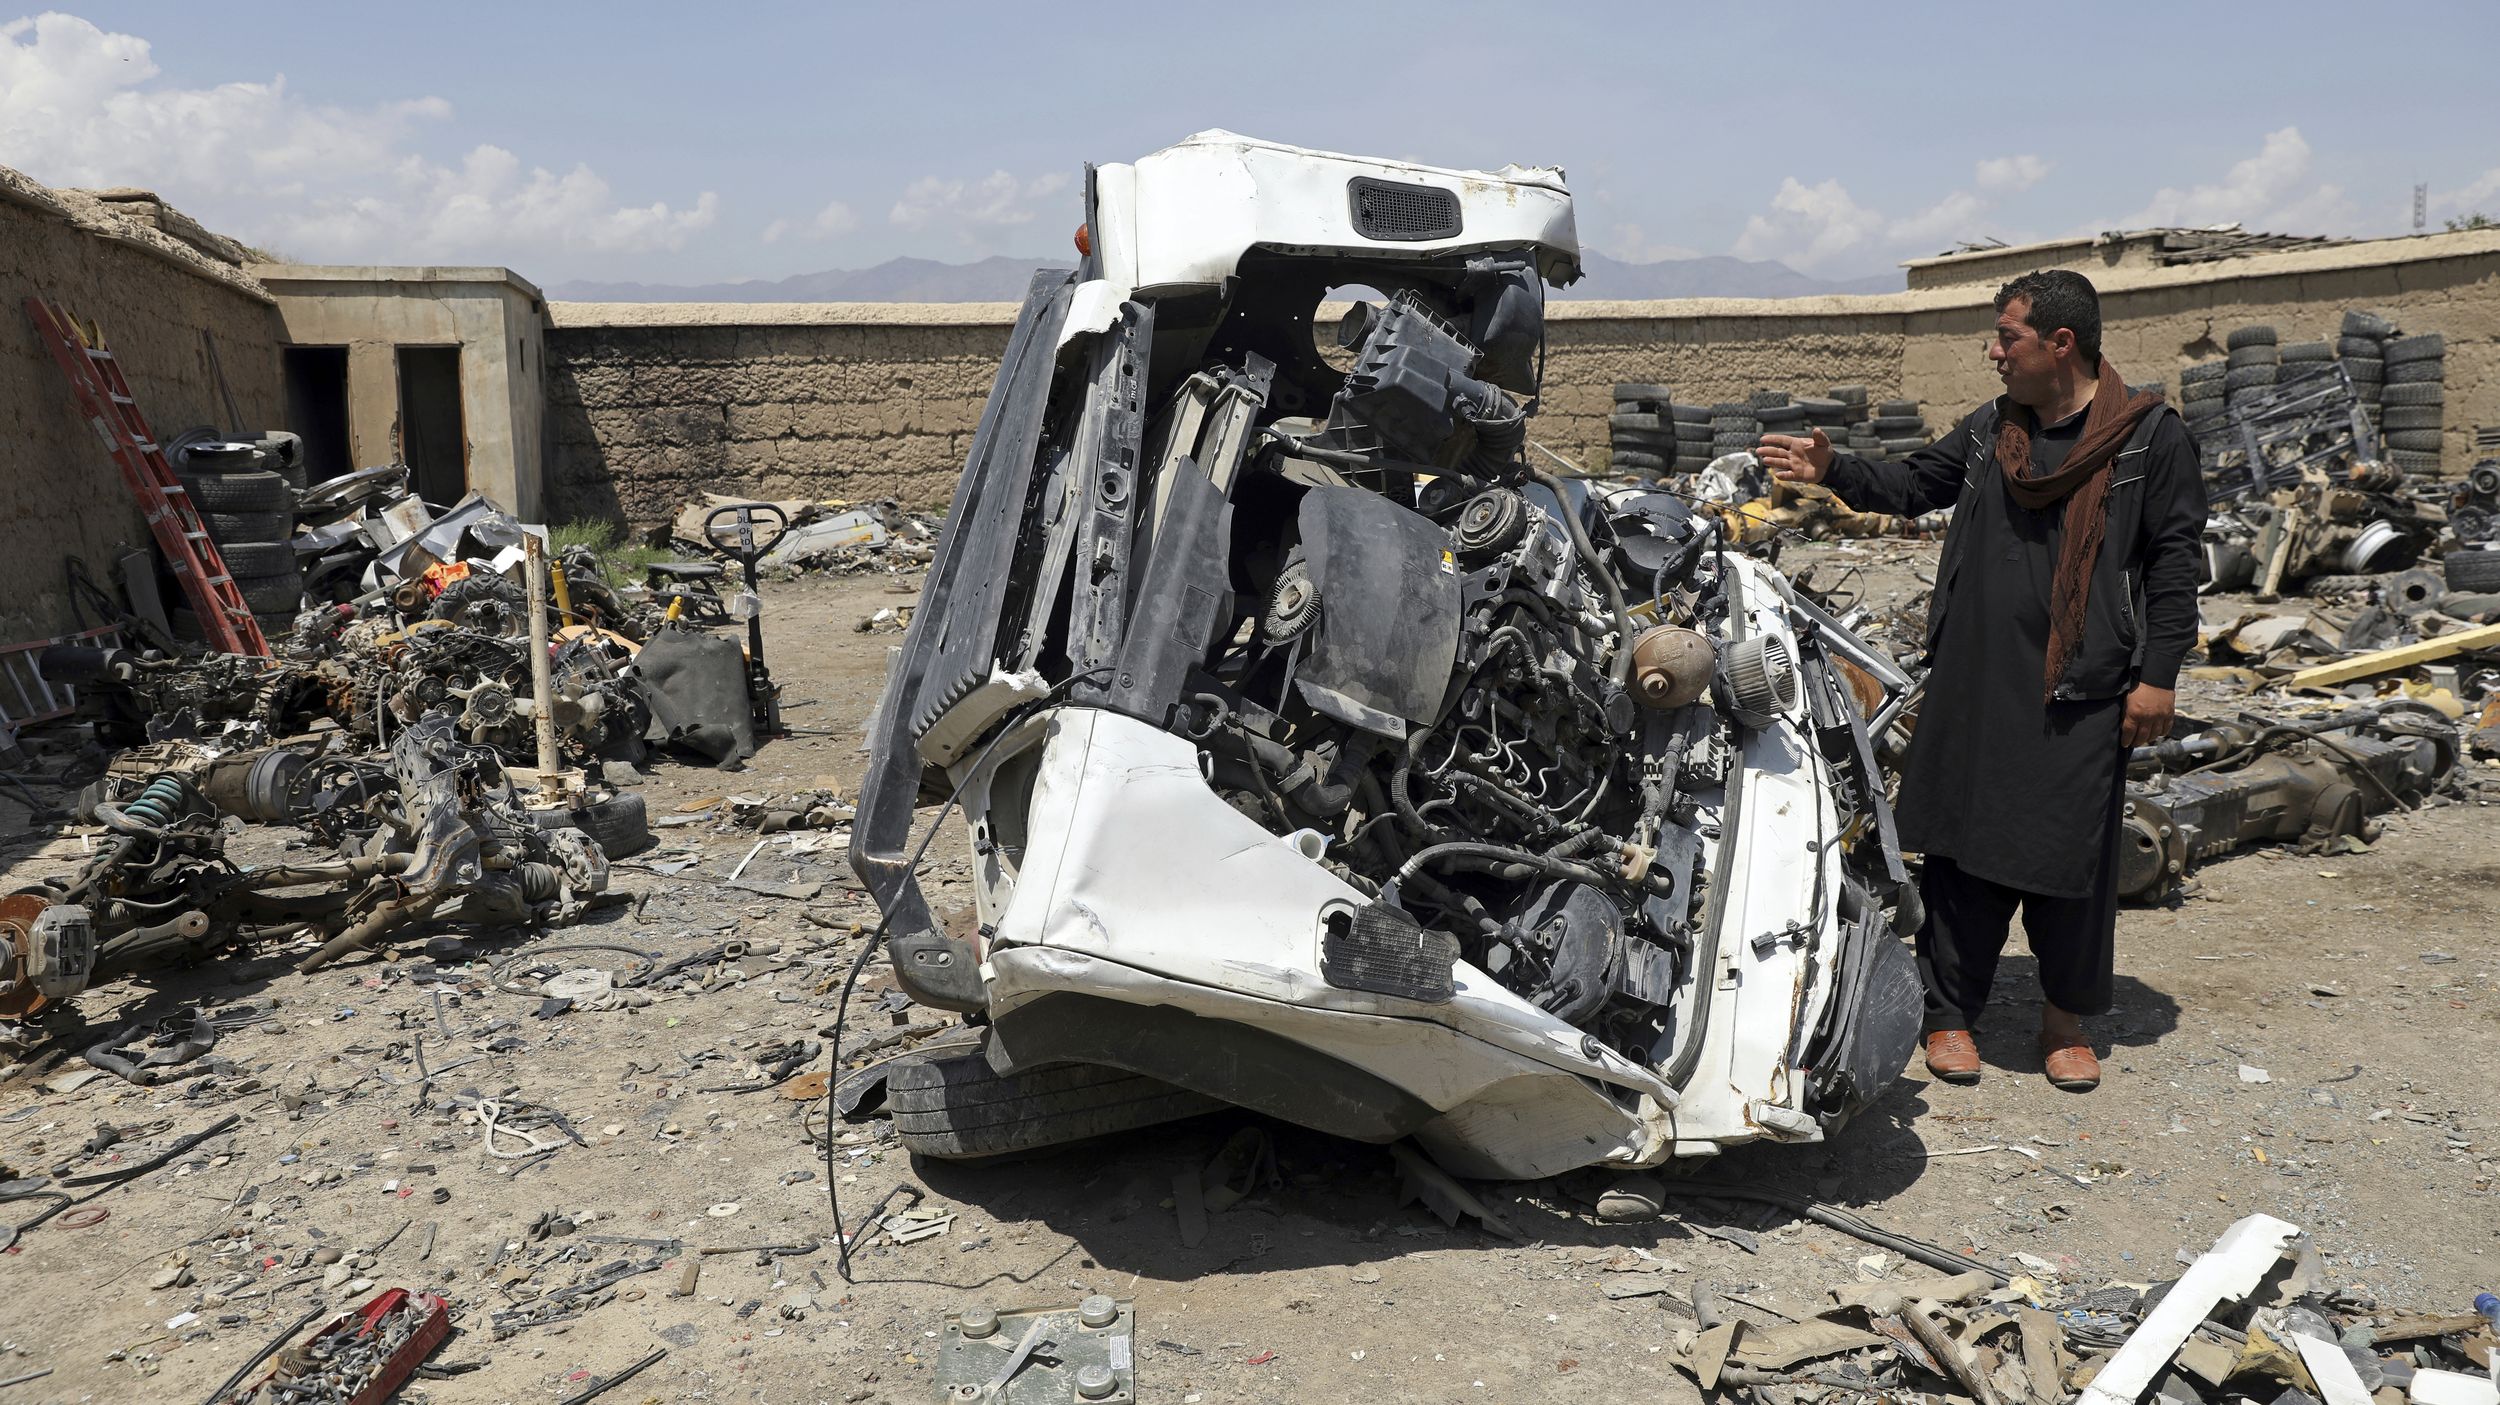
[3,548,2497,1405]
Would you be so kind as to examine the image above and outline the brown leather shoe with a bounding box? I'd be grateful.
[2040,1035,2101,1092]
[1923,1030,1981,1084]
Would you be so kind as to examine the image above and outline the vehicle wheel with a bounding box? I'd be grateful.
[2342,309,2398,340]
[2384,333,2445,365]
[2385,359,2444,385]
[215,541,297,578]
[2379,382,2444,407]
[1613,383,1674,401]
[2381,405,2445,431]
[177,470,290,514]
[2445,549,2500,594]
[2225,324,2277,350]
[2383,429,2444,452]
[529,791,653,858]
[2279,340,2332,363]
[1609,413,1664,432]
[2387,449,2442,474]
[1611,451,1668,473]
[889,1048,1226,1162]
[234,570,304,616]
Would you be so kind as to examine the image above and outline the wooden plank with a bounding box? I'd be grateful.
[2284,622,2500,689]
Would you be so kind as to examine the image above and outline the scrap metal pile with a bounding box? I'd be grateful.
[3,491,793,1053]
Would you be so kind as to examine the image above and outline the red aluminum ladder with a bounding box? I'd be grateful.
[23,297,269,656]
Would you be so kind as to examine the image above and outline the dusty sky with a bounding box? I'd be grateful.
[6,2,2498,285]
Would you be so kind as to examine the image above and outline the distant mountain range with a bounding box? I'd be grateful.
[548,249,1901,303]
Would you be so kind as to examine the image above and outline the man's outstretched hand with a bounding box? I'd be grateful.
[1758,428,1835,483]
[2120,683,2176,750]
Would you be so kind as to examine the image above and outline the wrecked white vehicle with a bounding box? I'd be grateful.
[854,132,1923,1179]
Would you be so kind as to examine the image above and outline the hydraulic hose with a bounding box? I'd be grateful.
[1525,466,1637,687]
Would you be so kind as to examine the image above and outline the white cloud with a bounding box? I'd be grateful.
[1733,176,1889,271]
[761,200,855,245]
[0,12,716,260]
[2117,127,2353,232]
[2431,167,2500,222]
[1975,154,2050,194]
[889,169,1071,236]
[1887,189,1989,248]
[1602,223,1706,264]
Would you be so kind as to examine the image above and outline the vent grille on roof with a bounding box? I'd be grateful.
[1347,178,1462,242]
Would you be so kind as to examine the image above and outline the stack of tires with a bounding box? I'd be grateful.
[2223,325,2279,418]
[1827,385,1871,439]
[2276,340,2334,394]
[1608,383,1676,480]
[2338,308,2397,418]
[1795,396,1850,447]
[1709,401,1760,459]
[2179,361,2228,442]
[1752,390,1805,451]
[1666,401,1712,473]
[1868,399,1929,460]
[171,429,305,646]
[2379,333,2447,476]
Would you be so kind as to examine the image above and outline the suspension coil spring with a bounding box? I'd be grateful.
[123,774,189,828]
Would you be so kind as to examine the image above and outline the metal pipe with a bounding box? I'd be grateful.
[524,535,562,793]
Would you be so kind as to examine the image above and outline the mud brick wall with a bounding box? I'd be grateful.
[543,304,1012,530]
[544,229,2500,531]
[0,175,284,641]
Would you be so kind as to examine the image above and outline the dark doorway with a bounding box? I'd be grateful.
[281,346,353,483]
[396,346,467,505]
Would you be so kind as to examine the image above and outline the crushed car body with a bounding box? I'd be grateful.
[855,131,1924,1179]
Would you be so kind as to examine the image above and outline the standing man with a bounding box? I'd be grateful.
[1756,270,2206,1093]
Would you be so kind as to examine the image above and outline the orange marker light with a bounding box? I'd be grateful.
[1074,223,1092,256]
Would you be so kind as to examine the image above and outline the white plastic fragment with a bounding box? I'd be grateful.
[2077,1213,2302,1405]
[2413,1372,2500,1405]
[2240,1065,2272,1084]
[2290,1327,2374,1405]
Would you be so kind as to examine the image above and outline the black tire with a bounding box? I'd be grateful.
[530,791,653,858]
[1708,402,1749,418]
[177,470,290,514]
[1709,419,1757,434]
[2380,382,2445,407]
[251,431,308,491]
[2386,359,2444,385]
[1793,397,1845,418]
[2182,382,2224,404]
[1609,413,1665,432]
[1879,436,1929,454]
[1875,399,1916,416]
[2226,345,2279,369]
[1613,383,1674,401]
[2224,365,2278,393]
[2342,309,2398,340]
[2384,429,2445,452]
[2388,448,2443,474]
[234,570,303,616]
[2381,405,2445,431]
[204,509,290,543]
[1669,403,1712,424]
[2301,574,2383,599]
[2384,333,2445,365]
[2337,336,2384,358]
[1674,422,1712,442]
[889,1049,1225,1161]
[1747,390,1790,409]
[215,541,297,578]
[1756,408,1807,428]
[2225,324,2277,350]
[2279,340,2332,363]
[1868,414,1925,434]
[1614,437,1677,459]
[1827,385,1869,405]
[2343,357,2384,383]
[1711,437,1755,454]
[2444,549,2500,594]
[2179,361,2226,385]
[1611,451,1668,472]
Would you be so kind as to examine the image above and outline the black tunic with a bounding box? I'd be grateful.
[1887,409,2123,899]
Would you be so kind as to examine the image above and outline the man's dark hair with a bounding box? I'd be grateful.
[1995,269,2102,365]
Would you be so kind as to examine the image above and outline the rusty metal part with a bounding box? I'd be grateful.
[0,893,53,1020]
[1628,625,1715,709]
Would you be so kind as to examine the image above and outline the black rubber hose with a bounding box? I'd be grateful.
[1394,841,1620,893]
[1525,466,1637,686]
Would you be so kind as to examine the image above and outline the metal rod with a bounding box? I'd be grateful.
[524,534,562,797]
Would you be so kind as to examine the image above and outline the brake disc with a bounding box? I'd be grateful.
[0,893,54,1021]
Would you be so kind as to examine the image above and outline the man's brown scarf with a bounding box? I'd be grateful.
[1993,359,2165,703]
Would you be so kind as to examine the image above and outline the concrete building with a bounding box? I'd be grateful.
[252,265,553,521]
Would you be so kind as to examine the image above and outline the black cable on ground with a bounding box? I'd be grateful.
[826,670,1107,1282]
[1651,1179,2005,1284]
